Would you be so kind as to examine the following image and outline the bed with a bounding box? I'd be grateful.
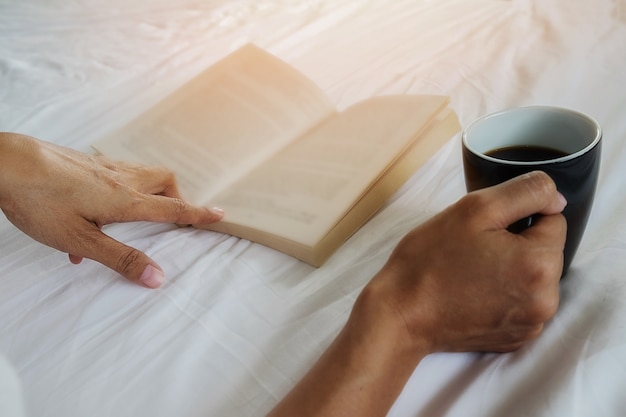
[1,0,626,416]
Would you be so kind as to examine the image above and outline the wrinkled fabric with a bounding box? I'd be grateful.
[1,1,626,416]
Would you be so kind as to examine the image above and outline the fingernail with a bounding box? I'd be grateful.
[139,265,164,289]
[557,192,568,208]
[212,207,225,216]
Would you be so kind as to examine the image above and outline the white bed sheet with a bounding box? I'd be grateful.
[1,0,626,416]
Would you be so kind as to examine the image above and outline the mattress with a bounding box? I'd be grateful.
[1,0,625,416]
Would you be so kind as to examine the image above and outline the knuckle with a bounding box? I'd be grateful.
[457,192,493,225]
[524,294,559,326]
[522,171,557,199]
[164,169,176,183]
[516,240,561,280]
[166,197,191,223]
[512,256,560,324]
[151,166,176,184]
[526,252,562,288]
[539,295,560,321]
[524,294,559,324]
[115,248,141,275]
[171,198,188,216]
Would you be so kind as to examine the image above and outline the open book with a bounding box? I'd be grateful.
[93,44,460,266]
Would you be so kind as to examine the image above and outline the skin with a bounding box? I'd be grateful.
[0,132,567,416]
[267,170,567,417]
[0,132,224,288]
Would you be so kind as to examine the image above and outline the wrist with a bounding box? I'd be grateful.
[352,264,439,358]
[0,133,39,210]
[349,273,432,370]
[0,133,14,209]
[269,274,430,417]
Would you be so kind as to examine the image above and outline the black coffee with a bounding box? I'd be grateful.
[485,145,568,162]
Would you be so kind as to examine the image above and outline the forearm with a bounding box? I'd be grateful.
[0,132,43,210]
[0,133,24,208]
[0,133,13,206]
[267,280,429,417]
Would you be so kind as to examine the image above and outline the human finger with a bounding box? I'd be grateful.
[479,171,567,229]
[517,212,567,283]
[74,228,165,288]
[135,165,183,198]
[116,193,224,225]
[520,210,567,246]
[68,254,83,264]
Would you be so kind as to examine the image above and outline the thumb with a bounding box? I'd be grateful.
[482,171,567,229]
[78,229,165,288]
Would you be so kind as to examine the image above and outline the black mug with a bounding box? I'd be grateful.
[462,106,602,275]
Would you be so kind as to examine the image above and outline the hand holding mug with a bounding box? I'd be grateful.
[462,106,601,274]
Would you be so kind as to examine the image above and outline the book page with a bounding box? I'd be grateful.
[93,44,335,204]
[209,95,449,246]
